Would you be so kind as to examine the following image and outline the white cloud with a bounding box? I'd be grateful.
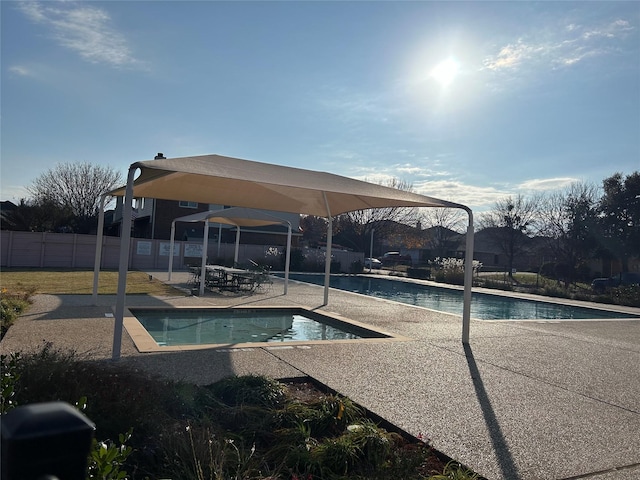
[517,177,578,191]
[413,179,509,212]
[483,40,544,71]
[9,65,31,76]
[483,17,635,74]
[17,1,141,68]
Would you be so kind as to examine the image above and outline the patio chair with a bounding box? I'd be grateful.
[205,268,228,290]
[187,266,201,286]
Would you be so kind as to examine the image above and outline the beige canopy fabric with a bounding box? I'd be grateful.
[172,206,293,228]
[109,154,466,216]
[104,153,474,360]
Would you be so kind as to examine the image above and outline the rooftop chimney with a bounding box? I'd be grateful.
[154,153,165,159]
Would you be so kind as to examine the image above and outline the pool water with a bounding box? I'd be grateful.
[131,308,388,346]
[285,274,639,321]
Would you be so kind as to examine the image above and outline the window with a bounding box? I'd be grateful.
[179,201,198,209]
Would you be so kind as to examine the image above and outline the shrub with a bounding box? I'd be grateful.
[1,287,33,339]
[2,345,459,479]
[431,258,482,286]
[612,284,640,307]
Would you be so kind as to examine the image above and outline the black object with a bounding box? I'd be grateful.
[1,402,95,480]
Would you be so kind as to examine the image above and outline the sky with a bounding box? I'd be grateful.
[2,0,639,213]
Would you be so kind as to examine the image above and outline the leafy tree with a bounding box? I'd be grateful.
[1,198,74,232]
[538,182,599,284]
[27,162,122,233]
[596,172,640,272]
[479,194,540,277]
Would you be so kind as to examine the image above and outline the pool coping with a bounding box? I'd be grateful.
[123,304,413,352]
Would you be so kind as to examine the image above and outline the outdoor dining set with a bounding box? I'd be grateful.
[188,264,273,293]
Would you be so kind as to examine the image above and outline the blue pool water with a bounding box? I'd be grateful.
[285,274,639,321]
[131,308,388,346]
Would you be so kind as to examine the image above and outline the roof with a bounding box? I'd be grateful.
[110,154,467,217]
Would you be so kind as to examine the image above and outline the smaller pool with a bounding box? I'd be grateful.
[127,307,393,349]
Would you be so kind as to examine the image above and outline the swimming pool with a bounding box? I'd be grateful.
[285,274,639,321]
[126,306,398,350]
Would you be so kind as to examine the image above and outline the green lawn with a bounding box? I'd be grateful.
[0,268,184,296]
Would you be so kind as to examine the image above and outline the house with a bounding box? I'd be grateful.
[110,197,301,248]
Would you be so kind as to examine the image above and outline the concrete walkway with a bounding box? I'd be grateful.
[1,272,639,480]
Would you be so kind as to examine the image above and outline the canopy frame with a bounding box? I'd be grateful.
[93,154,474,360]
[166,207,292,296]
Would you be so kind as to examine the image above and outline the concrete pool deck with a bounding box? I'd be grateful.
[1,271,639,480]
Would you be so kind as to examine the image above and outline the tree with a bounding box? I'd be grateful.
[1,198,74,232]
[300,215,327,247]
[417,208,466,260]
[596,172,640,272]
[538,182,599,285]
[27,162,123,233]
[332,178,419,254]
[479,194,540,277]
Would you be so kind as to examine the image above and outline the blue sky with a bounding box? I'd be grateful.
[2,1,639,212]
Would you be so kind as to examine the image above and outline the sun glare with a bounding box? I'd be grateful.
[430,58,460,87]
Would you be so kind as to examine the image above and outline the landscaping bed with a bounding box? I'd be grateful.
[1,344,480,479]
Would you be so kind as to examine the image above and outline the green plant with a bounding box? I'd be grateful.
[8,347,458,479]
[87,428,134,480]
[206,374,287,410]
[0,287,33,339]
[429,460,480,479]
[612,284,640,307]
[1,352,21,414]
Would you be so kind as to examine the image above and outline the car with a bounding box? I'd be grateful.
[591,272,640,292]
[380,251,412,266]
[364,257,382,269]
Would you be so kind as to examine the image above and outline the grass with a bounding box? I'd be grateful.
[0,268,185,296]
[1,345,481,479]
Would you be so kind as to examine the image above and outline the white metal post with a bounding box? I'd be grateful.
[199,220,209,296]
[167,221,176,281]
[92,194,108,305]
[462,208,475,344]
[284,222,292,294]
[323,192,332,305]
[369,228,375,272]
[113,167,137,360]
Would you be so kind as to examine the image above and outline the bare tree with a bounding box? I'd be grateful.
[479,194,540,277]
[539,182,599,283]
[300,215,328,246]
[26,162,122,234]
[333,178,419,253]
[417,207,466,259]
[28,162,122,217]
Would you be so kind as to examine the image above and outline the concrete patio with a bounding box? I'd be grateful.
[1,271,639,480]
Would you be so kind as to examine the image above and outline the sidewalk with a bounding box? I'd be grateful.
[1,271,639,480]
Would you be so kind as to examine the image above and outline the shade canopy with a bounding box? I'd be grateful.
[166,207,292,296]
[109,154,466,216]
[172,206,293,228]
[102,153,474,360]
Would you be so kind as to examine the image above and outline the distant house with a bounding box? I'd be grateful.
[109,197,301,247]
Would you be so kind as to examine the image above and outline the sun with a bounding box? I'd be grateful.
[430,58,460,87]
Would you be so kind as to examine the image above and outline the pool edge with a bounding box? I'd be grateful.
[123,305,412,353]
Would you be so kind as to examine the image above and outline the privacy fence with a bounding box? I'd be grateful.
[0,231,363,272]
